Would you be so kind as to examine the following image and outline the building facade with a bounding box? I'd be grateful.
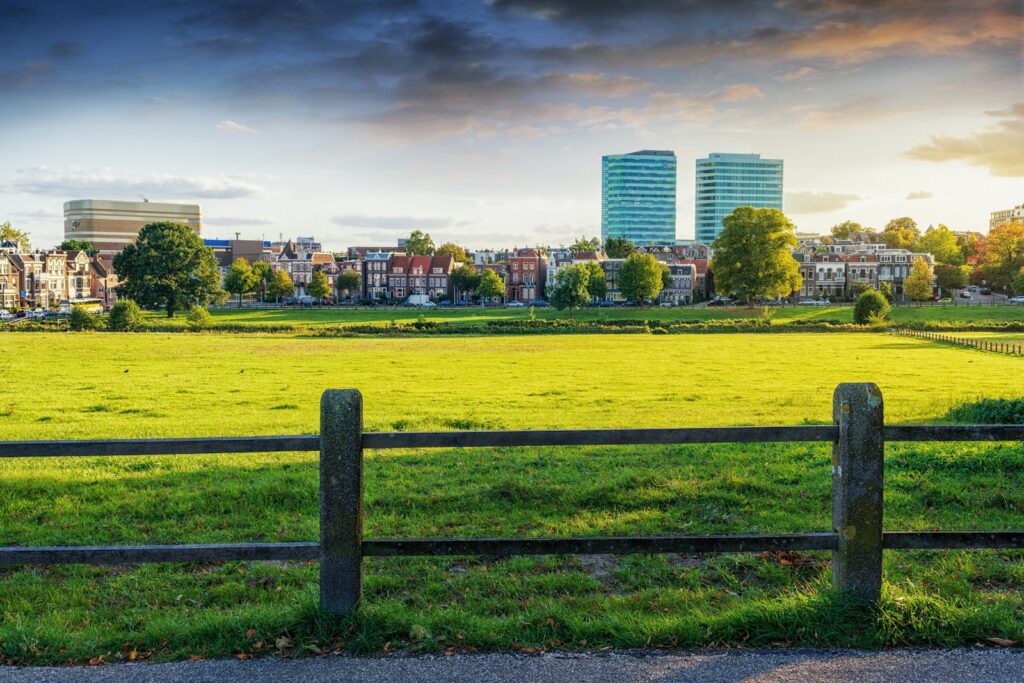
[695,153,783,243]
[64,199,202,255]
[990,204,1024,230]
[506,248,546,303]
[601,150,677,246]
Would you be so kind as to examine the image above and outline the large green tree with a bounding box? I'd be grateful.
[916,224,962,264]
[711,207,802,305]
[337,270,361,300]
[113,222,223,318]
[267,269,294,301]
[582,260,606,300]
[569,237,601,254]
[435,242,469,262]
[59,239,97,256]
[881,217,919,250]
[934,264,968,295]
[475,269,505,303]
[1013,268,1024,296]
[549,264,591,313]
[0,221,30,251]
[405,230,435,255]
[617,252,664,304]
[223,258,257,307]
[451,265,481,302]
[307,269,332,300]
[830,220,863,240]
[976,220,1024,291]
[903,257,934,303]
[251,261,273,302]
[604,237,636,258]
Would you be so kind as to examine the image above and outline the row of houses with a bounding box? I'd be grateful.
[0,242,117,310]
[792,240,935,301]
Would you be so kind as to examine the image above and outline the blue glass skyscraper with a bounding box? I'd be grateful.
[694,153,783,243]
[601,150,677,246]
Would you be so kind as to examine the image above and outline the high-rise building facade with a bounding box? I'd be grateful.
[64,199,202,254]
[694,153,783,243]
[601,150,677,245]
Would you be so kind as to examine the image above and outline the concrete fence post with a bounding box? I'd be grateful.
[320,389,364,615]
[832,383,884,604]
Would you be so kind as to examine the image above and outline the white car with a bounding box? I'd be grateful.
[797,298,828,306]
[659,301,674,307]
[506,301,526,308]
[0,309,12,321]
[1009,296,1024,304]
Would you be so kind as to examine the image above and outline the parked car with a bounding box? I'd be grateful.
[599,300,615,307]
[959,291,972,299]
[979,287,993,295]
[420,300,437,308]
[659,301,674,307]
[707,296,736,306]
[762,299,784,306]
[1009,296,1024,304]
[0,309,12,321]
[28,308,47,319]
[797,298,828,306]
[528,300,550,308]
[506,301,526,308]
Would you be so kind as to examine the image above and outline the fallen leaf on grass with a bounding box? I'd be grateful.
[986,637,1018,647]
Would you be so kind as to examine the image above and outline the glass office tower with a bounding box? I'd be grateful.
[601,150,677,245]
[694,153,783,243]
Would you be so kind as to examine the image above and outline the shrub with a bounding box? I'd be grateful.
[186,305,212,331]
[68,307,96,331]
[853,290,890,324]
[107,300,146,331]
[946,398,1024,424]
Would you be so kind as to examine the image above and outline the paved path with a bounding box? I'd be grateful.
[4,648,1024,683]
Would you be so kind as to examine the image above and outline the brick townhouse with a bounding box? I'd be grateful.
[0,251,17,309]
[361,251,390,301]
[11,251,67,308]
[795,248,931,301]
[506,248,546,303]
[64,250,92,301]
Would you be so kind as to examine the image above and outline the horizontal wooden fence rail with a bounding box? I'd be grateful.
[893,327,1024,355]
[2,383,1023,615]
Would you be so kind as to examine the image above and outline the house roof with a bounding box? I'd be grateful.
[430,255,454,272]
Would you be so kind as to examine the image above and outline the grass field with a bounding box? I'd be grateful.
[121,302,1024,330]
[1,332,1023,663]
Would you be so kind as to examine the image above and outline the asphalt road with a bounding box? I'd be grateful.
[4,648,1024,683]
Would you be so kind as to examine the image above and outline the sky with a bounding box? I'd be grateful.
[1,0,1021,251]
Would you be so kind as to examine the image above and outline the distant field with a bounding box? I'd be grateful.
[131,302,1024,329]
[1,332,1022,662]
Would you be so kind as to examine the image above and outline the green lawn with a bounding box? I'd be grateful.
[1,332,1022,663]
[127,302,1024,330]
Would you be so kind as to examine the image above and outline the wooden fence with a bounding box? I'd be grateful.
[894,327,1024,355]
[2,383,1024,615]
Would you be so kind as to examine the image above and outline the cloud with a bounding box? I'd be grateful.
[216,119,257,134]
[903,104,1024,177]
[776,66,818,81]
[905,190,932,200]
[786,190,863,214]
[706,83,764,102]
[8,167,266,199]
[204,216,275,226]
[332,214,469,231]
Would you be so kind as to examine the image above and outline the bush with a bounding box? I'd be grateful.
[186,305,212,331]
[946,398,1024,424]
[68,307,96,331]
[107,300,146,331]
[853,289,890,324]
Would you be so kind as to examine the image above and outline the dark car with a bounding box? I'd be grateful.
[528,300,551,308]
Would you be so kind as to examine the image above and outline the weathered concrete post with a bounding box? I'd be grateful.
[320,389,363,615]
[832,383,884,604]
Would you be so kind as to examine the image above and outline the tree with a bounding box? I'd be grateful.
[934,264,968,295]
[710,207,802,305]
[847,282,871,300]
[267,269,294,302]
[1013,268,1024,296]
[903,256,934,303]
[881,217,919,250]
[186,305,212,330]
[660,263,672,290]
[956,231,982,261]
[451,265,481,303]
[113,222,223,318]
[59,239,97,256]
[879,281,894,303]
[916,224,962,264]
[617,252,664,304]
[337,271,361,300]
[475,269,505,303]
[582,260,606,300]
[830,220,863,240]
[405,230,435,255]
[549,264,590,313]
[251,260,273,302]
[604,237,636,258]
[68,307,97,331]
[435,242,469,262]
[0,222,30,251]
[569,237,601,254]
[107,300,146,331]
[307,269,332,301]
[975,220,1024,292]
[853,289,890,324]
[223,258,257,307]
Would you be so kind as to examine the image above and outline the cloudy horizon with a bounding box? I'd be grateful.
[1,0,1021,250]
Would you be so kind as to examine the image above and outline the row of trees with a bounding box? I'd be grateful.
[548,252,670,312]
